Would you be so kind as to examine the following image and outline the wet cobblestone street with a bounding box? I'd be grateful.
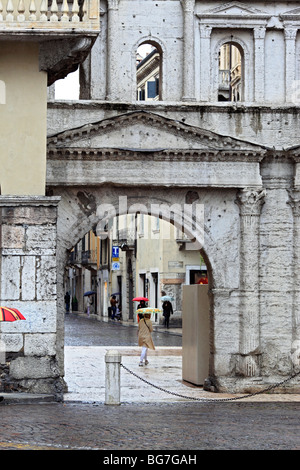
[64,312,182,347]
[0,313,299,452]
[0,401,299,451]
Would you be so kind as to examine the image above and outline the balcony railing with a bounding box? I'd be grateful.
[0,0,99,32]
[117,228,135,248]
[69,249,97,265]
[81,249,97,265]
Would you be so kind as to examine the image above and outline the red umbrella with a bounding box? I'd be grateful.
[0,307,26,322]
[132,297,149,302]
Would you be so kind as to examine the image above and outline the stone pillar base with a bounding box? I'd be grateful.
[205,375,299,395]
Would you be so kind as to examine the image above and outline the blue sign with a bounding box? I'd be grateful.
[112,246,119,258]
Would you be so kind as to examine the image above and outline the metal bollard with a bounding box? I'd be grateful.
[105,350,121,405]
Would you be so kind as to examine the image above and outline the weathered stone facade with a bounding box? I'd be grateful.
[3,1,300,396]
[0,197,64,397]
[46,107,300,393]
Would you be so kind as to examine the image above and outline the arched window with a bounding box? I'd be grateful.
[136,43,162,101]
[218,42,243,102]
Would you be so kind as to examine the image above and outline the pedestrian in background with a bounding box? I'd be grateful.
[137,313,155,366]
[137,299,147,309]
[162,300,173,328]
[87,295,93,316]
[110,295,117,320]
[64,291,70,313]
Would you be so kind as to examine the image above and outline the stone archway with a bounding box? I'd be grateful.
[45,109,276,394]
[51,184,243,393]
[4,110,289,398]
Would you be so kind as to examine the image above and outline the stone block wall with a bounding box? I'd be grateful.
[0,196,63,399]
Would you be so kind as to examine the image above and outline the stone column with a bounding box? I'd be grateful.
[199,25,212,102]
[288,191,300,343]
[253,26,266,103]
[181,0,195,101]
[284,27,297,103]
[235,188,266,377]
[106,0,120,101]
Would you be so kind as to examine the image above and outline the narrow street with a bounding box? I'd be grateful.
[63,312,189,404]
[64,312,182,347]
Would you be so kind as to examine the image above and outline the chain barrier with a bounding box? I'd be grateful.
[120,363,300,402]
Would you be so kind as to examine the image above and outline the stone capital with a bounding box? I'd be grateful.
[253,26,266,40]
[288,191,300,217]
[180,0,195,13]
[199,25,212,39]
[235,188,266,217]
[107,0,119,10]
[284,27,298,40]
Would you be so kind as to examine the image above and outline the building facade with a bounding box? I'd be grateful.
[109,214,204,325]
[1,1,300,397]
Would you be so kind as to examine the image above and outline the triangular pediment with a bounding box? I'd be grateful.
[201,2,268,17]
[280,7,300,19]
[47,111,267,155]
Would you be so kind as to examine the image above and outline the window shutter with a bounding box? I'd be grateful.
[147,81,156,98]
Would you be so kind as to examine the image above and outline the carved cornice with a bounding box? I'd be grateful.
[280,7,300,21]
[197,1,271,21]
[287,149,300,161]
[0,196,61,207]
[47,147,265,162]
[40,37,95,86]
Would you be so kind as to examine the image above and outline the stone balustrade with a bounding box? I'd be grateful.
[0,0,99,32]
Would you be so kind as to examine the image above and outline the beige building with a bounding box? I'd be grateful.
[0,0,99,196]
[109,214,205,325]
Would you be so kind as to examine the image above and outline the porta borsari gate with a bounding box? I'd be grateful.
[46,111,299,395]
[1,110,299,398]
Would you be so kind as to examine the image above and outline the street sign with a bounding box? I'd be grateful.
[112,261,120,271]
[112,246,119,261]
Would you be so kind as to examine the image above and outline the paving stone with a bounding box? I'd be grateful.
[0,313,299,451]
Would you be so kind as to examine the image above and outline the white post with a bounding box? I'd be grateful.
[105,350,121,405]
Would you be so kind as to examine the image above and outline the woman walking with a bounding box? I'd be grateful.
[137,313,155,366]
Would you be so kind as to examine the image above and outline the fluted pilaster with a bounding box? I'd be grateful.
[235,188,266,377]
